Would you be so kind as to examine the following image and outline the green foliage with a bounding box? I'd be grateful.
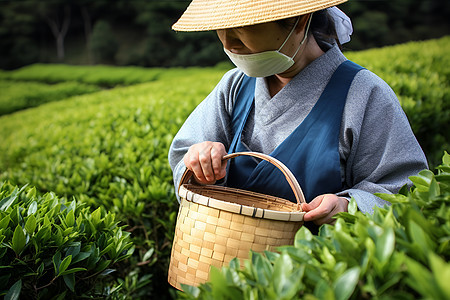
[179,152,450,299]
[346,37,450,167]
[0,67,226,298]
[0,63,163,88]
[0,80,100,116]
[0,182,134,298]
[340,0,450,50]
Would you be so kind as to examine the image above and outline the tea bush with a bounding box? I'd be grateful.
[0,182,134,298]
[0,80,100,116]
[179,152,450,299]
[0,63,214,88]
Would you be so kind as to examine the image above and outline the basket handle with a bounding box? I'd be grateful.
[179,151,306,205]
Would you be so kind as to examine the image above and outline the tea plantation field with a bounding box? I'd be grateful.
[0,37,448,299]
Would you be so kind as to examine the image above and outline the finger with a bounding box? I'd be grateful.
[303,195,334,222]
[211,143,228,179]
[211,147,226,180]
[305,196,347,225]
[311,207,340,225]
[198,146,215,183]
[184,151,208,184]
[301,195,324,212]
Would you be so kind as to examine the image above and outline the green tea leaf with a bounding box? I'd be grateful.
[273,251,295,297]
[25,215,36,234]
[72,252,91,264]
[442,151,450,165]
[409,220,435,259]
[428,178,440,198]
[404,257,434,297]
[429,253,450,298]
[58,255,72,275]
[65,243,81,258]
[11,225,26,255]
[347,197,357,215]
[410,170,435,192]
[180,284,200,297]
[91,207,101,226]
[54,224,64,246]
[63,273,75,292]
[53,252,61,275]
[0,216,10,229]
[37,262,44,275]
[65,209,75,227]
[27,201,38,216]
[94,259,111,272]
[314,279,334,299]
[333,267,360,300]
[209,266,229,295]
[60,267,87,276]
[295,226,313,247]
[0,190,17,212]
[375,228,395,263]
[5,279,22,300]
[25,187,36,200]
[321,246,336,267]
[142,247,154,262]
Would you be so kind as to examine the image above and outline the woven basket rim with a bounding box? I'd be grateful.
[179,184,305,222]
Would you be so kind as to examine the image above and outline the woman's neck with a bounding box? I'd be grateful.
[267,38,325,97]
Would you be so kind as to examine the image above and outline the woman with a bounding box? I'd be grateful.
[168,0,427,228]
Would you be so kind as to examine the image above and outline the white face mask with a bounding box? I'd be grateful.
[224,14,313,78]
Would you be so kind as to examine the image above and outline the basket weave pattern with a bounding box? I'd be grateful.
[168,152,305,290]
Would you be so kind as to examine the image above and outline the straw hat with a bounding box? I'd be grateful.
[173,0,348,32]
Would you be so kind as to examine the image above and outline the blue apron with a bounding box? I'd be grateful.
[227,61,364,207]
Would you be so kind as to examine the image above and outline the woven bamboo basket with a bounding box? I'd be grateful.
[167,152,306,290]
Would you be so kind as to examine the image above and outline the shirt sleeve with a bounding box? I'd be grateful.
[338,69,428,213]
[168,69,243,201]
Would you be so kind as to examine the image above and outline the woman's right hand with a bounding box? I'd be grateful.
[183,141,228,184]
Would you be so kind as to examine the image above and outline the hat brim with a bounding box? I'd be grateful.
[173,0,348,32]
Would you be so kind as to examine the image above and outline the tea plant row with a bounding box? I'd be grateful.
[0,68,226,298]
[180,153,450,299]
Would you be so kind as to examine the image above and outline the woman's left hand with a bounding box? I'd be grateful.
[301,194,349,225]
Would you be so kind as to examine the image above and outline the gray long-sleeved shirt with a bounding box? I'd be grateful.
[168,45,428,213]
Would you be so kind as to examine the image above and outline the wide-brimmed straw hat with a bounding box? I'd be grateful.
[173,0,348,32]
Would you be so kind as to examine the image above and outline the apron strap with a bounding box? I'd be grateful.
[229,75,256,153]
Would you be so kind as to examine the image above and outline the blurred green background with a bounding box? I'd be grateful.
[1,0,449,70]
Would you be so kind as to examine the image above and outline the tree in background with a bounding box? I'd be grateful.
[0,2,40,69]
[127,1,225,67]
[39,3,72,61]
[340,0,450,50]
[89,20,118,64]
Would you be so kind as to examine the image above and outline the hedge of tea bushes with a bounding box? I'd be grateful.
[0,80,100,116]
[0,68,227,298]
[0,64,163,87]
[179,152,450,300]
[346,36,450,168]
[0,64,219,117]
[0,182,134,298]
